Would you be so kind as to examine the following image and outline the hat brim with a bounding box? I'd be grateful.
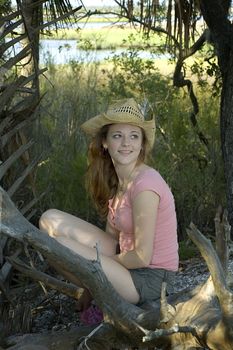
[81,113,155,149]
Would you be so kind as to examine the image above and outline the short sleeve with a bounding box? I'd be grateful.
[130,168,168,201]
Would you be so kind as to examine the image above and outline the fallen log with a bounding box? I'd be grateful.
[0,185,233,349]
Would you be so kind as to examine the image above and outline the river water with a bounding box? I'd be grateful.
[40,39,161,65]
[6,21,165,65]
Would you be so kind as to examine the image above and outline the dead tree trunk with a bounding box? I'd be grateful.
[200,0,233,239]
[0,185,233,350]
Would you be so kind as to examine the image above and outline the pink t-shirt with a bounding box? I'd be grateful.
[107,168,179,271]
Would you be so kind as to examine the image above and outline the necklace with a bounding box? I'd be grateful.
[117,166,137,194]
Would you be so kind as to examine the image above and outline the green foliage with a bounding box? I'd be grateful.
[48,26,164,49]
[178,240,199,260]
[0,0,11,12]
[37,152,90,219]
[154,87,225,236]
[36,60,108,223]
[106,41,172,99]
[190,44,222,97]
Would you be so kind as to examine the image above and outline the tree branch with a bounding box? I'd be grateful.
[7,155,42,197]
[0,186,160,342]
[215,207,231,274]
[173,30,209,148]
[82,9,180,49]
[0,140,34,181]
[142,324,198,342]
[0,76,30,114]
[200,0,233,74]
[200,0,233,47]
[1,43,32,71]
[6,256,80,299]
[187,222,233,316]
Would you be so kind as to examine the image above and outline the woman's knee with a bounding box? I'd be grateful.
[39,208,59,235]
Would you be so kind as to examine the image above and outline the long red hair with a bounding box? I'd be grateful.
[86,125,149,218]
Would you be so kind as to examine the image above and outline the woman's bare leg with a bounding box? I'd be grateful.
[39,209,117,256]
[55,237,140,304]
[39,209,140,304]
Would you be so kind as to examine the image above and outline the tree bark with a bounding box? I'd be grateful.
[200,0,233,235]
[220,49,233,238]
[20,0,40,93]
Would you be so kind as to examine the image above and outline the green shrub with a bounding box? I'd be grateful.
[36,61,106,222]
[178,240,200,260]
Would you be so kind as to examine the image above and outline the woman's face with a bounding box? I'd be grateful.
[103,123,143,167]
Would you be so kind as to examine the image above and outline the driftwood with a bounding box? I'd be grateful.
[0,186,233,349]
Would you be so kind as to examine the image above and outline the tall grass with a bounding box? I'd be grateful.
[36,59,111,224]
[42,25,165,50]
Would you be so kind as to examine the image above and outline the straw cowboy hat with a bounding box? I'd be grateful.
[81,98,156,149]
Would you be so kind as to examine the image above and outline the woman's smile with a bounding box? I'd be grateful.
[118,150,133,154]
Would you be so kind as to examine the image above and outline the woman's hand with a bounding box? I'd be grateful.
[113,190,159,269]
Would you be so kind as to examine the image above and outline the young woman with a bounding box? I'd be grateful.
[39,98,179,316]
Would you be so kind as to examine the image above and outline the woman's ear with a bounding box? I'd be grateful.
[102,142,107,150]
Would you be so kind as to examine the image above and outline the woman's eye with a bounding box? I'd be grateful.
[112,134,121,139]
[111,133,139,139]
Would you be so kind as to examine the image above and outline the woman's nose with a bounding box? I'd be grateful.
[121,135,130,146]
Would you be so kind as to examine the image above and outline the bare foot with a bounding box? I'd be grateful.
[76,288,92,311]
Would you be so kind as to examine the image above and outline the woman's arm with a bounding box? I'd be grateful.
[113,190,159,269]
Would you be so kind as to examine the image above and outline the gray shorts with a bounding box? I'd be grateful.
[129,267,176,305]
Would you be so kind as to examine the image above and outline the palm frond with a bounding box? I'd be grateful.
[42,0,84,29]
